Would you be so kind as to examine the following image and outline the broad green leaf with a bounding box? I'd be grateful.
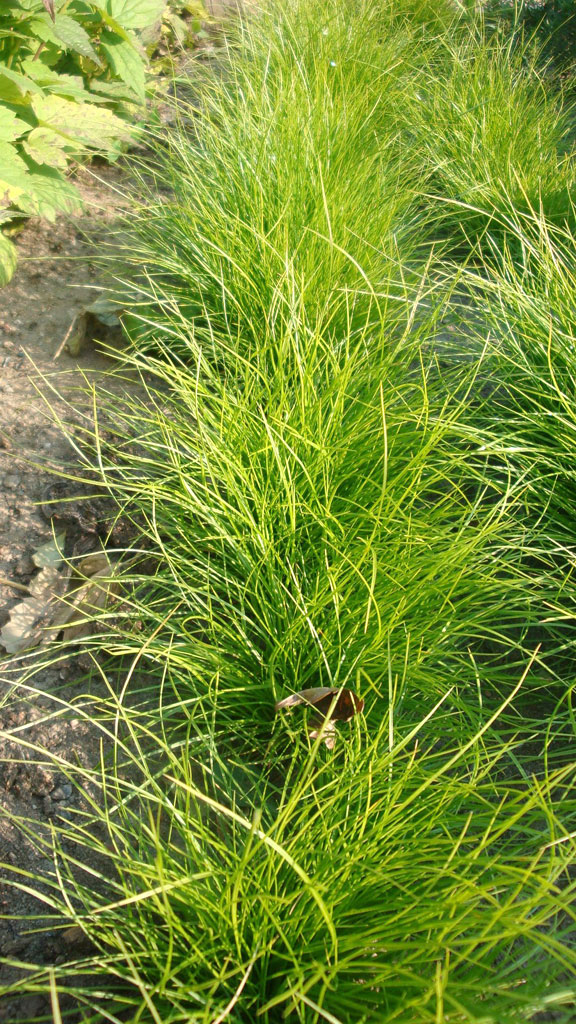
[28,15,60,45]
[21,59,89,100]
[0,142,31,207]
[21,59,62,84]
[7,0,50,10]
[89,78,141,102]
[22,125,70,167]
[0,77,25,105]
[17,158,82,220]
[0,66,44,104]
[51,13,102,64]
[85,294,123,326]
[106,0,166,31]
[0,108,30,143]
[31,93,131,151]
[90,8,134,44]
[164,12,189,47]
[0,233,18,287]
[99,30,146,102]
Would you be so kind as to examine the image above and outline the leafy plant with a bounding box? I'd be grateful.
[160,1,207,50]
[2,1,576,1020]
[0,0,206,285]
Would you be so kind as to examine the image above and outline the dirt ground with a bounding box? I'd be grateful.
[0,14,242,1015]
[0,164,139,1020]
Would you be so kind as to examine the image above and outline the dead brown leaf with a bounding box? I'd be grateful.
[52,557,120,641]
[0,541,121,653]
[0,567,67,654]
[275,687,364,721]
[275,686,364,749]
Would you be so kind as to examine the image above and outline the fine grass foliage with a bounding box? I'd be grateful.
[463,214,576,552]
[1,0,576,1021]
[2,674,575,1023]
[399,34,576,250]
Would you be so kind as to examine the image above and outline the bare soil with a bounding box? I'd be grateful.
[0,163,139,1020]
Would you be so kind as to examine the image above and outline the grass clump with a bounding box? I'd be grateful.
[465,216,576,540]
[405,39,576,247]
[4,686,575,1023]
[2,0,576,1021]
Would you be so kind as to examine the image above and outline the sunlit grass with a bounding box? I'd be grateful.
[1,1,576,1021]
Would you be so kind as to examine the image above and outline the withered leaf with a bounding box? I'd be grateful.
[32,531,66,569]
[0,567,67,654]
[0,547,121,653]
[52,556,120,641]
[85,295,124,328]
[275,687,364,722]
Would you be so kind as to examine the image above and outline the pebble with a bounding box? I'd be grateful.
[32,770,54,797]
[2,936,27,955]
[51,784,72,801]
[15,552,35,577]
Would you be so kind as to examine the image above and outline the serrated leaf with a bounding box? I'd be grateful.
[0,142,31,208]
[99,30,146,102]
[0,66,44,104]
[0,233,18,287]
[89,78,141,103]
[0,108,30,143]
[20,59,63,84]
[22,126,70,168]
[21,59,89,101]
[28,15,60,45]
[31,93,132,151]
[52,13,102,65]
[107,0,166,31]
[17,158,82,221]
[4,0,51,10]
[91,8,135,45]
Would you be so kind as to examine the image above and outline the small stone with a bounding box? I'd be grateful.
[43,796,53,815]
[2,936,27,955]
[32,770,53,797]
[15,552,35,577]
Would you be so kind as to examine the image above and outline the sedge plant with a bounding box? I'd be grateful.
[1,1,576,1021]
